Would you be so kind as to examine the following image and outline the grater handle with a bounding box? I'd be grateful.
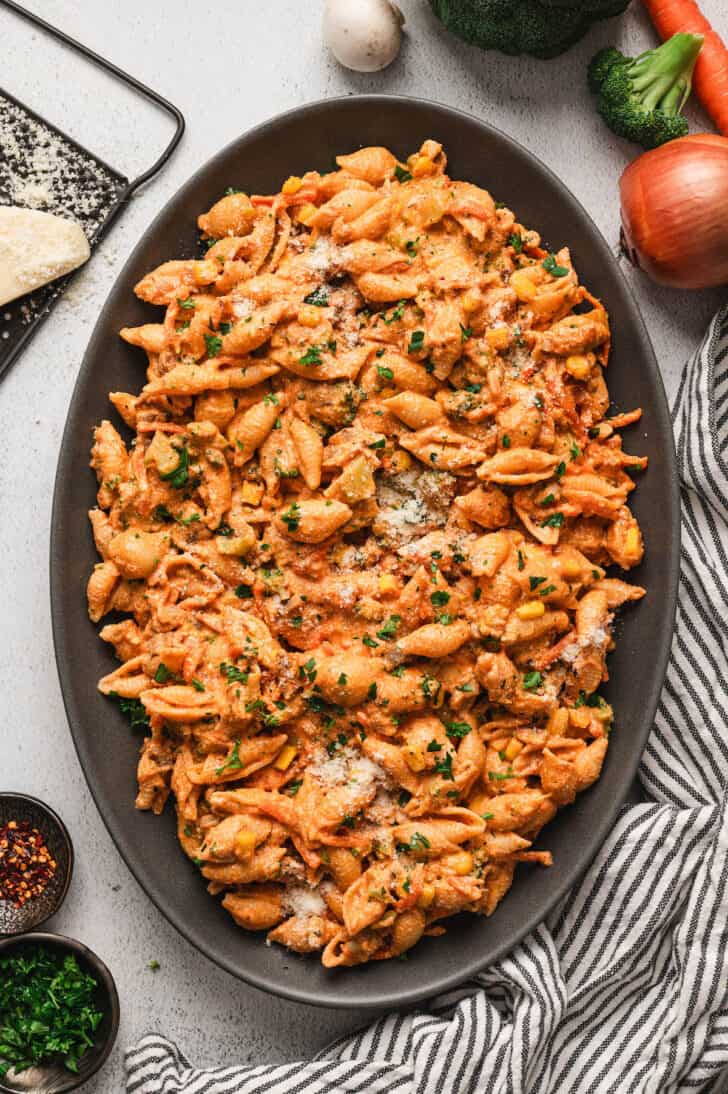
[0,0,185,198]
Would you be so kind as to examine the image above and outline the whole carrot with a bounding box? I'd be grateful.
[642,1,728,136]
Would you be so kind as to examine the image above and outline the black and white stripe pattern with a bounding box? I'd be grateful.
[126,307,728,1094]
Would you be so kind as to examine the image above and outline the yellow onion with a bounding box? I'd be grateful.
[620,133,728,289]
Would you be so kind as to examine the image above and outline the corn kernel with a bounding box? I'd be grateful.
[296,203,318,226]
[216,526,256,557]
[564,354,592,380]
[624,526,641,558]
[417,884,436,909]
[297,304,322,328]
[235,830,257,857]
[274,744,298,771]
[461,289,481,315]
[389,449,412,474]
[547,708,569,735]
[404,745,426,773]
[569,707,591,730]
[378,574,399,596]
[282,175,303,195]
[411,155,433,178]
[486,327,511,351]
[194,260,217,284]
[510,268,538,302]
[516,600,545,621]
[240,481,264,506]
[559,558,582,580]
[445,851,473,876]
[505,737,523,761]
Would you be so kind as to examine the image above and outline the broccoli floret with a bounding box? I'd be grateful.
[430,0,631,60]
[588,33,703,149]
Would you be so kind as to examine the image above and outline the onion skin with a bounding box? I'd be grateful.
[620,134,728,289]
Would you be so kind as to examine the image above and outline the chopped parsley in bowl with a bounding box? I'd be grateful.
[0,933,118,1093]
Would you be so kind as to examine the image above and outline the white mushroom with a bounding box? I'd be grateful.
[323,0,405,73]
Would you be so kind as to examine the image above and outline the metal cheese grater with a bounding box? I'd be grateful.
[0,0,185,380]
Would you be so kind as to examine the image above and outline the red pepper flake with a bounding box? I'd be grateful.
[0,820,57,907]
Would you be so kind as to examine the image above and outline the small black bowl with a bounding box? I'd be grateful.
[0,932,119,1093]
[0,794,73,935]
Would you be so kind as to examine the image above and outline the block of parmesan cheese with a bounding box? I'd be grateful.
[0,206,91,307]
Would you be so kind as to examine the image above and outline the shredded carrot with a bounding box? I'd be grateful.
[642,0,728,136]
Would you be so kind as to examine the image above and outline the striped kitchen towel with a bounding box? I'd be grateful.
[126,306,728,1094]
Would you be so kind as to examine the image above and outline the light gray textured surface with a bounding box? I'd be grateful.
[1,1,725,1088]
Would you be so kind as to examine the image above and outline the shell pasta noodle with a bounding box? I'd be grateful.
[87,141,647,967]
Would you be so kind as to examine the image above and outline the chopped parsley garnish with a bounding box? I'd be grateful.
[430,590,450,607]
[0,948,103,1077]
[159,444,190,489]
[234,584,253,599]
[154,662,172,684]
[114,695,150,732]
[153,504,174,523]
[245,699,281,727]
[542,253,570,278]
[393,165,413,183]
[421,674,438,699]
[517,549,525,571]
[377,364,394,380]
[522,670,543,691]
[508,233,523,253]
[300,657,317,683]
[397,832,431,853]
[434,752,455,780]
[337,673,348,686]
[460,323,473,342]
[427,739,443,752]
[538,493,556,507]
[191,678,205,692]
[376,615,400,640]
[284,780,302,796]
[362,635,380,648]
[367,682,378,700]
[555,461,566,478]
[204,333,223,358]
[405,238,419,258]
[502,434,511,449]
[444,721,471,739]
[570,442,581,460]
[408,330,425,353]
[220,662,248,684]
[368,438,386,450]
[215,740,243,775]
[299,344,323,366]
[539,584,556,597]
[303,286,329,307]
[178,296,196,310]
[541,512,565,528]
[488,770,515,781]
[529,576,547,591]
[383,300,406,325]
[281,502,301,532]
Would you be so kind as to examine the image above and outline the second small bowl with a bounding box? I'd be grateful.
[0,794,73,935]
[0,931,119,1093]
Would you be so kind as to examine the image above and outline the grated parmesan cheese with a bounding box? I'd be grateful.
[283,885,326,918]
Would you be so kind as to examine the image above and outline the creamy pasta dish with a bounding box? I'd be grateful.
[87,141,646,967]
